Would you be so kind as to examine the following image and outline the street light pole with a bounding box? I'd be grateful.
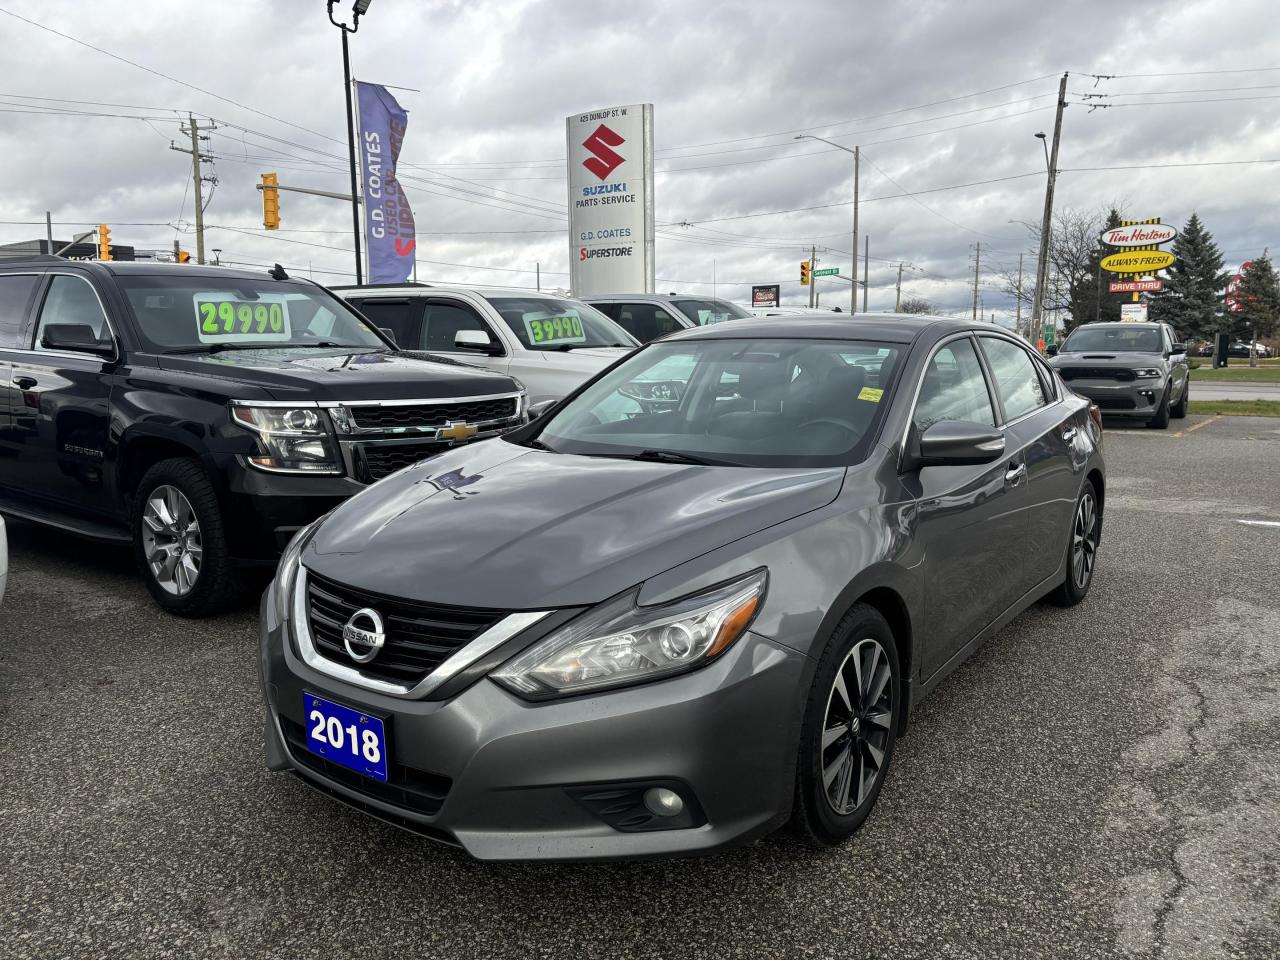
[795,135,858,314]
[1030,73,1069,347]
[328,0,371,285]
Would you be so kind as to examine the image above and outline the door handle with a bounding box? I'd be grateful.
[1005,462,1027,486]
[12,376,37,390]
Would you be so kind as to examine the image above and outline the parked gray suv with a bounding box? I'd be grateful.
[586,294,753,343]
[1047,321,1189,429]
[259,315,1105,860]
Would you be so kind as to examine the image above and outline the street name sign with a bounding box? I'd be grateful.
[814,267,840,277]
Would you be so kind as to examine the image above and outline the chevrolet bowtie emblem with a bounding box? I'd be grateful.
[439,421,478,442]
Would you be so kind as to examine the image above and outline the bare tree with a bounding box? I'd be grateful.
[899,296,937,314]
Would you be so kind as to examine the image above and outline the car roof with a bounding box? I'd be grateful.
[0,258,298,284]
[333,284,579,299]
[661,312,1002,344]
[583,293,737,302]
[1070,321,1164,329]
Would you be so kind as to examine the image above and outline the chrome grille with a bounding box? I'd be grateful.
[350,397,518,431]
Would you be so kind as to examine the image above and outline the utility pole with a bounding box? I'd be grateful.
[972,241,981,321]
[895,262,903,311]
[536,262,541,291]
[1015,252,1024,338]
[1030,73,1069,346]
[809,244,817,309]
[170,114,216,264]
[851,146,860,316]
[862,235,869,312]
[45,211,53,255]
[173,238,181,262]
[328,1,369,285]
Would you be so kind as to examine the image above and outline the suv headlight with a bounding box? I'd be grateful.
[491,569,766,700]
[231,402,343,474]
[1133,368,1162,379]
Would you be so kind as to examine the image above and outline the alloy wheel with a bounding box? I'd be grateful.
[820,638,894,815]
[141,485,203,596]
[1071,492,1099,590]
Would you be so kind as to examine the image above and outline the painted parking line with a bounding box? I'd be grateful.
[1236,519,1280,529]
[1171,415,1221,439]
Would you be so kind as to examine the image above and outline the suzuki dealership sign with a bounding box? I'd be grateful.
[567,104,655,296]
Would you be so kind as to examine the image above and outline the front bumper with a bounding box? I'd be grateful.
[259,589,808,861]
[1063,379,1167,417]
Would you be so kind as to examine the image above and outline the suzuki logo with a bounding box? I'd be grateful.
[582,124,625,180]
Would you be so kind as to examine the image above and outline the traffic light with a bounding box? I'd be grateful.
[177,250,191,264]
[97,224,112,261]
[800,259,811,285]
[261,172,280,230]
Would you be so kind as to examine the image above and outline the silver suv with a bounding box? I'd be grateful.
[586,294,753,343]
[1048,321,1189,429]
[335,285,637,404]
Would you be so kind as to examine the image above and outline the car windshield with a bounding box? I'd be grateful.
[117,275,387,353]
[1062,325,1162,353]
[485,295,635,350]
[525,338,902,467]
[672,298,752,324]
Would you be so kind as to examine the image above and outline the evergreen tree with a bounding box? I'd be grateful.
[1233,255,1280,362]
[1148,213,1229,340]
[1068,208,1128,329]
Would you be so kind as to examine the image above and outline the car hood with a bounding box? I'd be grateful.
[1051,351,1165,366]
[155,347,517,401]
[303,439,844,609]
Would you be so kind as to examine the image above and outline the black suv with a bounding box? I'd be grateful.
[0,257,526,615]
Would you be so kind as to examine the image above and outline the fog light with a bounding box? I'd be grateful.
[643,787,685,817]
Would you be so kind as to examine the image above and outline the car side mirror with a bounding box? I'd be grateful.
[455,329,500,354]
[527,399,557,421]
[377,326,398,347]
[1045,343,1058,357]
[913,420,1006,468]
[41,323,115,358]
[1171,342,1186,355]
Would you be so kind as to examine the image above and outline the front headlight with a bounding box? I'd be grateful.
[1133,368,1162,379]
[271,521,311,622]
[231,402,343,474]
[491,569,766,700]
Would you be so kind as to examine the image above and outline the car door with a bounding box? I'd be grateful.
[418,297,510,375]
[909,334,1029,679]
[4,273,118,516]
[1163,324,1188,400]
[0,272,43,439]
[976,334,1077,591]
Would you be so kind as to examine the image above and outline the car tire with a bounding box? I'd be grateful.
[1047,479,1100,607]
[1171,380,1189,419]
[1147,386,1171,429]
[132,458,241,617]
[791,603,901,847]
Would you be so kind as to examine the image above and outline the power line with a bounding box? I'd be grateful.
[1060,159,1280,171]
[0,6,342,145]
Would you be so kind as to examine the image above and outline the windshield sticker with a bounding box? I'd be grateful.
[194,293,292,343]
[523,313,586,346]
[858,386,883,403]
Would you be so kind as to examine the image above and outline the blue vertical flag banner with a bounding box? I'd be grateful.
[356,81,417,284]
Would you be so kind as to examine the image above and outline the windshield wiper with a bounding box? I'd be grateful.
[603,449,730,466]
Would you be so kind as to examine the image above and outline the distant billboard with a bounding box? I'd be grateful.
[1120,303,1149,322]
[752,284,781,307]
[567,104,655,296]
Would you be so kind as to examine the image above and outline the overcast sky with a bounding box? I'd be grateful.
[1,0,1277,320]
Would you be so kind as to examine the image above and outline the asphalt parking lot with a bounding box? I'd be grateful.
[2,415,1278,960]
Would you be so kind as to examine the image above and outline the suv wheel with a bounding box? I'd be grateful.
[1147,385,1171,429]
[133,458,241,617]
[1171,380,1189,419]
[792,604,900,846]
[1048,480,1100,607]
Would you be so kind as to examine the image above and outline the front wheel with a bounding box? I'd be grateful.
[1147,385,1171,429]
[132,458,241,617]
[792,604,901,846]
[1171,380,1188,419]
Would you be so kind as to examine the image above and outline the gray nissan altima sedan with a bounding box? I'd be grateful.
[258,314,1105,861]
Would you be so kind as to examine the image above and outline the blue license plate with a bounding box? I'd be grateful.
[303,693,388,783]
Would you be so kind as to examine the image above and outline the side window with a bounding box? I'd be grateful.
[612,303,682,344]
[352,299,423,349]
[590,302,622,321]
[913,338,995,432]
[0,274,39,348]
[34,275,111,352]
[424,301,495,352]
[979,337,1049,421]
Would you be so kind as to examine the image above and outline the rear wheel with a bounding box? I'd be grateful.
[1171,380,1188,419]
[792,604,901,846]
[1048,480,1100,607]
[132,458,241,617]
